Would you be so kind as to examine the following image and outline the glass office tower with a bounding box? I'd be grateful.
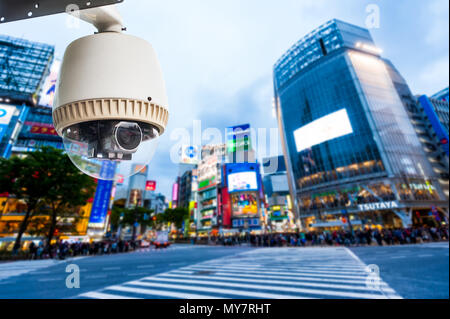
[274,20,448,230]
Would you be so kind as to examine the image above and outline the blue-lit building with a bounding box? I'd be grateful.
[0,35,60,158]
[432,87,449,103]
[384,59,449,202]
[273,19,448,230]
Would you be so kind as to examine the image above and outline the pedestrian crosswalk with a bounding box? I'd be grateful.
[79,247,402,299]
[0,256,86,282]
[0,259,61,281]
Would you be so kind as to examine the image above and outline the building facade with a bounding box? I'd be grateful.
[432,87,449,103]
[262,155,296,232]
[273,19,448,231]
[196,144,226,235]
[0,35,59,159]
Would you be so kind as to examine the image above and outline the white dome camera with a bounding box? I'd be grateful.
[52,5,169,180]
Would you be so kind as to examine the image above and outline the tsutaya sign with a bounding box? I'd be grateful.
[358,201,399,212]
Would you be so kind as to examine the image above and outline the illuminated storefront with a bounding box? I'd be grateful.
[196,144,226,234]
[222,163,264,232]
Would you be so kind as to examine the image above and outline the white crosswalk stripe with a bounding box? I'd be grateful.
[0,259,65,281]
[78,247,402,299]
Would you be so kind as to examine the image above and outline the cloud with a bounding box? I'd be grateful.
[417,56,449,96]
[3,0,448,199]
[425,0,450,47]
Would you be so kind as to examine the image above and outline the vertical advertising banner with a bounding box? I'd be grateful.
[89,162,117,227]
[38,60,61,108]
[0,104,16,141]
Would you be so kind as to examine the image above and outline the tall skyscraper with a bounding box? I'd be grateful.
[273,19,448,230]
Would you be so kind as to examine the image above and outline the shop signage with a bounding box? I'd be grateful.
[358,201,399,212]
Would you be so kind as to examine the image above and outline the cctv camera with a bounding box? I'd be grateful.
[52,6,169,180]
[64,120,159,161]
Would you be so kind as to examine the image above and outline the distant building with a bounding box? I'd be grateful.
[273,19,448,231]
[126,165,148,208]
[416,95,449,198]
[262,155,296,232]
[432,87,449,103]
[385,61,449,200]
[144,192,167,214]
[196,144,226,235]
[178,169,194,209]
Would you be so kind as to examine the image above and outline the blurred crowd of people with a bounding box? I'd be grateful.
[206,225,449,247]
[26,239,140,260]
[22,225,449,259]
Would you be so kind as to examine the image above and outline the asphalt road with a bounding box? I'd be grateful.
[0,242,447,299]
[350,242,449,299]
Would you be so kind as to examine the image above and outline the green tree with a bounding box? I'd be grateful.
[0,147,96,254]
[43,148,95,250]
[110,206,155,240]
[162,207,189,229]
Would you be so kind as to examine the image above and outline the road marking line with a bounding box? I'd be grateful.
[31,271,52,275]
[127,272,149,276]
[126,281,310,299]
[85,275,108,279]
[154,273,395,293]
[345,248,403,299]
[105,285,225,299]
[169,263,187,266]
[198,264,368,275]
[185,266,369,280]
[37,278,62,282]
[204,262,366,269]
[418,254,433,258]
[131,279,385,299]
[172,270,390,286]
[103,267,121,271]
[136,265,155,269]
[390,256,406,259]
[80,292,142,299]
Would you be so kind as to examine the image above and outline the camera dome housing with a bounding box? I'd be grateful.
[53,32,169,180]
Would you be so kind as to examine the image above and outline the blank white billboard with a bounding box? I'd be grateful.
[271,174,289,193]
[294,108,353,152]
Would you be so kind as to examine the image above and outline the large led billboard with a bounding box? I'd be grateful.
[228,171,258,193]
[294,108,353,152]
[226,124,252,153]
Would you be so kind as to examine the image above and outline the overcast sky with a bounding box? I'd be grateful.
[1,0,448,199]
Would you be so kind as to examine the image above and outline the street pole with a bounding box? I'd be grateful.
[342,209,354,235]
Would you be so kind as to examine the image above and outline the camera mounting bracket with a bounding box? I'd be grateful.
[0,0,124,25]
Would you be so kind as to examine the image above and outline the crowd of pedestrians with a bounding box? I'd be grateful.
[206,225,449,247]
[26,239,140,260]
[21,225,450,259]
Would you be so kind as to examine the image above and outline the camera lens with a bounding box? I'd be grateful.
[114,122,142,151]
